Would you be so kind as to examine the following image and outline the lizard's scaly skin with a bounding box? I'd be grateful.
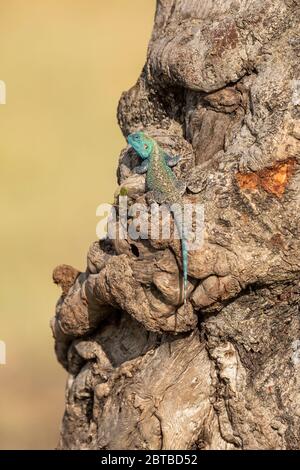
[127,132,188,304]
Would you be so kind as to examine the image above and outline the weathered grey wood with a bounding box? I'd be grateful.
[52,0,300,449]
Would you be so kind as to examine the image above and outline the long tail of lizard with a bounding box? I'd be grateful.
[181,236,188,304]
[174,209,188,304]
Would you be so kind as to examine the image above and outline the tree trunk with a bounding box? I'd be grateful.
[52,0,300,450]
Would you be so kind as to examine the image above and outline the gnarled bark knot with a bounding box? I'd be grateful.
[52,0,300,450]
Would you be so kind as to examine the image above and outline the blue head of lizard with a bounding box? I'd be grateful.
[127,131,154,160]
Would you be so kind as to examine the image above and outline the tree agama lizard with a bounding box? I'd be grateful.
[127,131,188,304]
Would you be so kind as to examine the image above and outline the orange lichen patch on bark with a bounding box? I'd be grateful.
[236,159,297,198]
[236,173,259,190]
[259,161,295,197]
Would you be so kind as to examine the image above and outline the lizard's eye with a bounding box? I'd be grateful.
[144,144,148,149]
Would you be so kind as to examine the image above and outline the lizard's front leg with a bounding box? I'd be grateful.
[134,159,149,174]
[164,154,180,168]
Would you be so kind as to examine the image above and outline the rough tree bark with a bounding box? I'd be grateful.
[52,0,300,450]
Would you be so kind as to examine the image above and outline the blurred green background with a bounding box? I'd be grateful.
[0,0,155,449]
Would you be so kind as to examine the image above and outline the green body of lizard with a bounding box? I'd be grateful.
[127,131,188,304]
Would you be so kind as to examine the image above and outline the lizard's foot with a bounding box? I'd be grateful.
[175,180,186,196]
[165,154,181,167]
[134,159,149,174]
[146,189,166,205]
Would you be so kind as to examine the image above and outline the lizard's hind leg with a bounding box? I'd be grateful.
[146,189,166,205]
[175,180,186,196]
